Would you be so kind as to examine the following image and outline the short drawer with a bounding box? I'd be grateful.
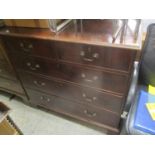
[27,89,56,107]
[27,89,121,128]
[19,72,123,114]
[0,62,17,80]
[3,36,57,59]
[0,77,23,94]
[54,41,136,72]
[12,55,129,95]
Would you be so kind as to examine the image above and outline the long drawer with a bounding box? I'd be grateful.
[11,55,129,95]
[19,71,123,114]
[3,36,136,72]
[27,88,121,128]
[3,36,57,60]
[0,77,23,94]
[0,62,17,80]
[54,41,136,72]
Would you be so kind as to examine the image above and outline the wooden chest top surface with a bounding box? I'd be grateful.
[0,19,142,50]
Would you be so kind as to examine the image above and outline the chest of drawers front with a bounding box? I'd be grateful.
[2,36,137,133]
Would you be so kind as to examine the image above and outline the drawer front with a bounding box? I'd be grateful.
[27,89,121,128]
[3,37,57,59]
[54,41,136,72]
[27,89,56,106]
[0,77,23,93]
[19,72,123,114]
[12,55,129,95]
[0,63,16,80]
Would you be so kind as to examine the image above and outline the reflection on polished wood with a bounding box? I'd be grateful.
[0,19,142,50]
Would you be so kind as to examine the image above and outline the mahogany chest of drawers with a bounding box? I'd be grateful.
[0,20,142,134]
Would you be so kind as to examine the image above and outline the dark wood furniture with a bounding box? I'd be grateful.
[0,41,27,100]
[0,20,142,134]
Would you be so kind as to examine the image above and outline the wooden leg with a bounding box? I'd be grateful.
[9,94,16,100]
[22,98,30,105]
[22,98,38,108]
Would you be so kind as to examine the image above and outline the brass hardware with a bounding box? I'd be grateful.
[26,62,40,70]
[35,64,40,68]
[20,42,33,52]
[81,73,93,82]
[26,62,31,66]
[80,51,85,56]
[81,73,86,78]
[20,43,24,47]
[84,110,96,117]
[34,80,45,86]
[84,79,93,83]
[93,76,98,80]
[93,53,99,58]
[40,96,51,102]
[28,44,33,49]
[80,51,99,62]
[82,93,97,102]
[81,73,98,83]
[5,30,10,33]
[83,58,94,62]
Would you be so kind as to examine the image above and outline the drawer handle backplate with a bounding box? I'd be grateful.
[40,96,51,102]
[82,93,97,103]
[83,58,94,62]
[81,73,98,83]
[80,51,99,62]
[20,42,33,52]
[34,80,45,86]
[26,62,40,71]
[84,110,96,117]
